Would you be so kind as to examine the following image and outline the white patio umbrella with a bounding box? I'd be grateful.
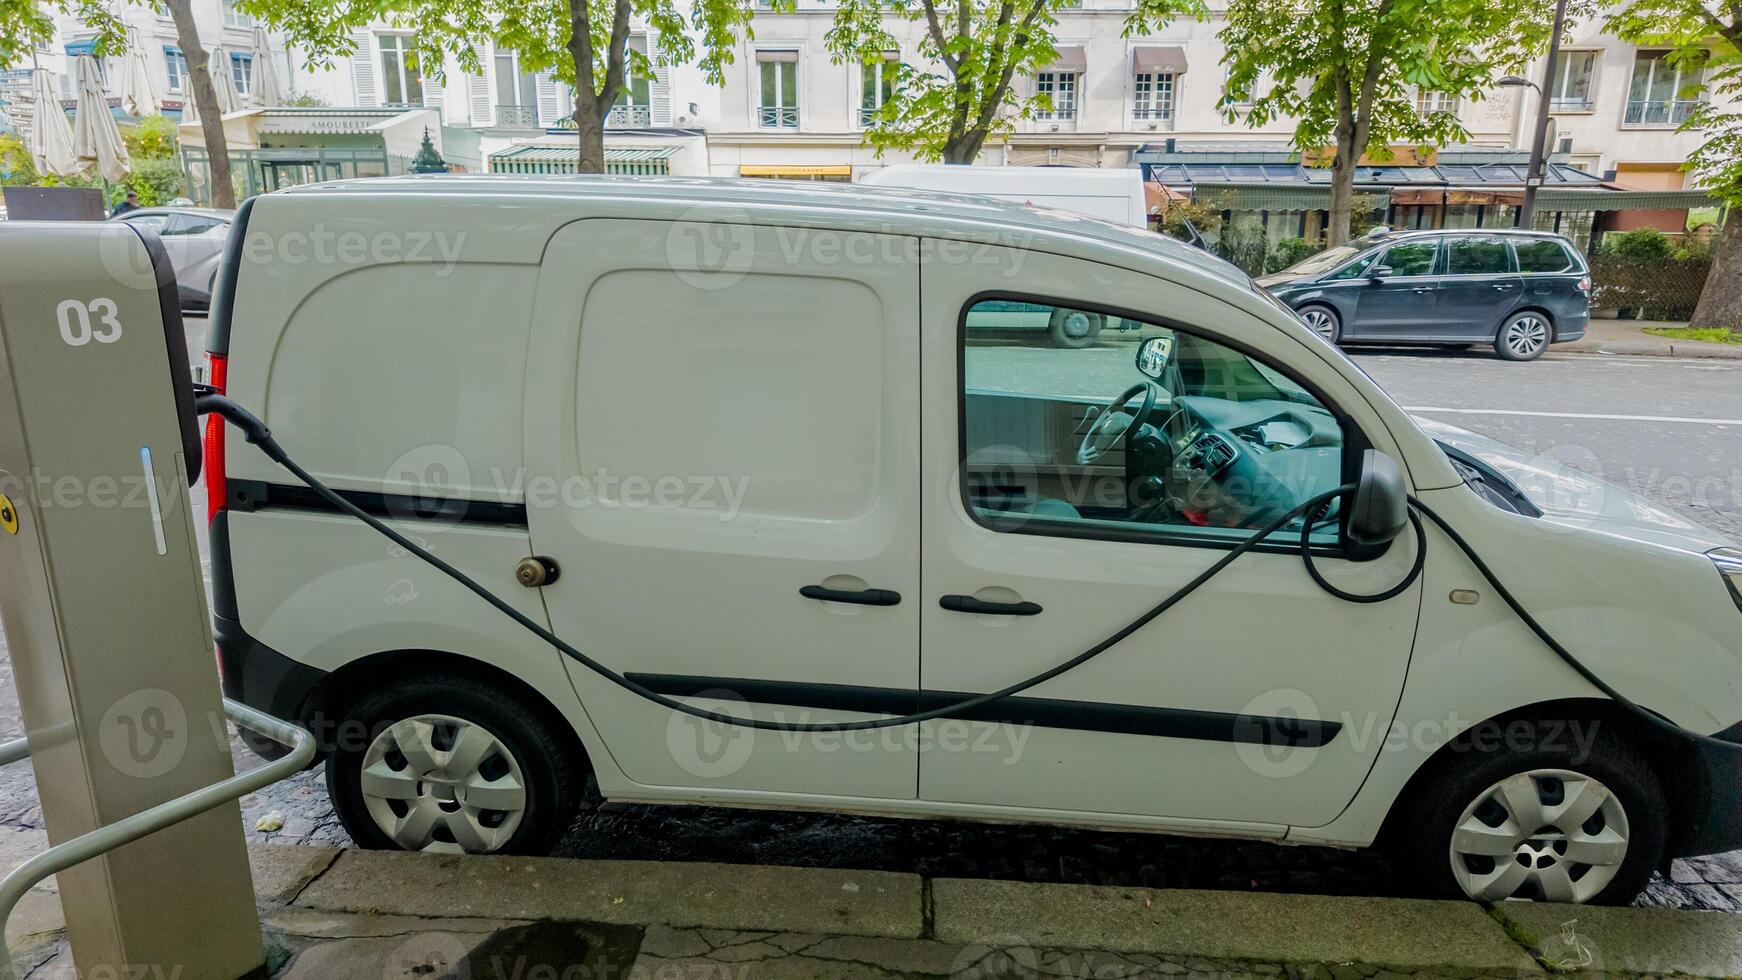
[28,69,79,178]
[249,27,282,107]
[210,49,243,114]
[71,54,130,184]
[119,30,160,117]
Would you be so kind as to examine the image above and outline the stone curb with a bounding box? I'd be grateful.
[930,878,1542,976]
[1561,339,1742,360]
[1491,902,1742,978]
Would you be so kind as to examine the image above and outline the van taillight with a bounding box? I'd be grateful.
[1577,275,1591,294]
[204,353,227,523]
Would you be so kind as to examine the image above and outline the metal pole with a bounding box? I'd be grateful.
[1518,0,1569,228]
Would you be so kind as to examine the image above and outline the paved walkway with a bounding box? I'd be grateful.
[6,830,1742,979]
[1561,319,1742,359]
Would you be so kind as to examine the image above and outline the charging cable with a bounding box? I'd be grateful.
[198,393,1739,750]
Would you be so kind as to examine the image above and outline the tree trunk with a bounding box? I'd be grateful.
[164,0,236,208]
[1689,216,1742,330]
[1326,150,1356,247]
[941,132,983,164]
[566,0,603,173]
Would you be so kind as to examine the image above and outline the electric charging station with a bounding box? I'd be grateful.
[0,222,265,977]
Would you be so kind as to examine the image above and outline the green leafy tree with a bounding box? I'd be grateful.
[827,0,1202,163]
[1221,0,1573,245]
[1608,0,1742,328]
[242,0,758,174]
[3,0,238,207]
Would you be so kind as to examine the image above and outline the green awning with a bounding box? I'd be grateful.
[489,145,677,176]
[1189,184,1332,211]
[1534,188,1717,211]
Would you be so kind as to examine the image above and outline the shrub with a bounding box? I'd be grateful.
[1267,236,1323,272]
[122,115,180,160]
[1599,228,1674,262]
[126,157,186,207]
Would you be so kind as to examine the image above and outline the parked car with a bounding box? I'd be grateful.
[207,177,1740,906]
[1256,229,1591,361]
[114,207,234,314]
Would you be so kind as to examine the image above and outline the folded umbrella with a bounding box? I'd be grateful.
[71,54,131,184]
[28,69,79,178]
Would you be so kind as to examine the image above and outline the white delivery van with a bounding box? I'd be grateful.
[861,164,1147,226]
[207,176,1742,906]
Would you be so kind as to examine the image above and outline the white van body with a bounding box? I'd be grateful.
[860,164,1147,227]
[207,176,1742,904]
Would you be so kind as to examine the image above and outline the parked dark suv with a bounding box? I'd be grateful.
[1256,229,1590,361]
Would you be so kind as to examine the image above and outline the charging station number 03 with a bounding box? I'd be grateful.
[55,299,123,348]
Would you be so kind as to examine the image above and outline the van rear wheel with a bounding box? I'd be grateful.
[326,674,585,855]
[1496,312,1552,361]
[1386,724,1665,905]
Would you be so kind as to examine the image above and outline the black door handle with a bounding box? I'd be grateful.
[800,585,901,606]
[939,595,1043,616]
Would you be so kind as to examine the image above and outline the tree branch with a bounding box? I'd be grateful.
[595,0,632,116]
[920,0,958,71]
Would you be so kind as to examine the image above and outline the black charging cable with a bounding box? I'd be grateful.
[198,393,1740,750]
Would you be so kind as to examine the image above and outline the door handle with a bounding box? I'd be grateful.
[800,584,901,606]
[939,595,1043,616]
[1411,287,1433,294]
[1492,283,1516,290]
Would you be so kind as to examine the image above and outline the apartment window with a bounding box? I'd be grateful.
[1550,50,1597,111]
[608,37,652,127]
[494,49,539,127]
[1626,51,1704,126]
[757,52,798,128]
[1133,72,1173,121]
[222,0,252,28]
[378,34,423,105]
[1415,90,1458,118]
[230,53,253,96]
[1036,72,1077,120]
[163,46,188,93]
[860,55,898,126]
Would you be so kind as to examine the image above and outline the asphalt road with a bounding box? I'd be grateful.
[0,338,1737,911]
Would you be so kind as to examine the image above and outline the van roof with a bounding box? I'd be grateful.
[267,172,1242,282]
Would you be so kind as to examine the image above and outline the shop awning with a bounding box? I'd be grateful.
[1191,183,1332,211]
[1132,46,1188,73]
[740,164,852,177]
[1049,46,1087,72]
[489,144,677,175]
[1534,188,1718,211]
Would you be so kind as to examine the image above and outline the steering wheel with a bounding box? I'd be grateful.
[1077,382,1160,466]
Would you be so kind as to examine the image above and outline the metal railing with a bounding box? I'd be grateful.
[1623,99,1702,126]
[495,104,540,128]
[607,105,651,128]
[758,106,798,128]
[0,699,314,980]
[1549,96,1594,111]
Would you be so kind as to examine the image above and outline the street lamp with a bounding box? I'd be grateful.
[1504,0,1569,229]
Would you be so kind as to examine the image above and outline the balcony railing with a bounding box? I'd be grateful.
[1132,106,1172,122]
[607,104,652,128]
[759,105,798,128]
[1623,99,1702,126]
[495,104,540,128]
[1548,96,1594,111]
[1035,106,1076,121]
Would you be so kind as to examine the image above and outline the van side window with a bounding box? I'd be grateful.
[1380,242,1437,277]
[1446,237,1515,275]
[960,299,1346,546]
[1514,239,1575,273]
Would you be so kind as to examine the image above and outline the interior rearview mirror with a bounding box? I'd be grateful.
[1135,336,1174,379]
[1345,450,1408,554]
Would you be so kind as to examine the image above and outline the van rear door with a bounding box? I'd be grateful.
[522,217,923,801]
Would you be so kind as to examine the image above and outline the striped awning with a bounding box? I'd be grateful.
[1191,183,1332,211]
[489,145,678,176]
[1533,188,1717,211]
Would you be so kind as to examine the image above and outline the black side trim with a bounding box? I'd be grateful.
[205,195,255,357]
[121,222,203,484]
[228,478,528,528]
[215,610,328,762]
[626,673,1340,748]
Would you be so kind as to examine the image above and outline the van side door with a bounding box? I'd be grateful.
[1347,239,1441,339]
[522,218,922,802]
[920,242,1423,831]
[1437,236,1524,340]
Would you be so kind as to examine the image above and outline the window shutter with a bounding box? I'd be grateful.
[649,30,672,125]
[422,54,445,119]
[468,71,492,125]
[349,30,378,107]
[536,72,562,126]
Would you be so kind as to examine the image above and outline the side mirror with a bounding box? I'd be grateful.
[1135,336,1174,379]
[1345,450,1408,551]
[1367,265,1394,282]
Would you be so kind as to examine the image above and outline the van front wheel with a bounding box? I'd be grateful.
[1048,309,1103,348]
[326,675,585,855]
[1388,725,1665,905]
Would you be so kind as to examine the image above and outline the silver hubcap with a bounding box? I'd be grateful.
[1450,769,1630,903]
[360,714,528,853]
[1505,316,1549,357]
[1302,309,1336,340]
[1060,311,1093,338]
